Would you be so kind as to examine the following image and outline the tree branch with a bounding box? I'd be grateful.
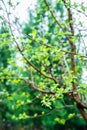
[0,77,55,94]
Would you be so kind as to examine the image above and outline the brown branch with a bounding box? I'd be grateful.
[62,0,77,98]
[15,33,58,83]
[25,79,55,94]
[10,27,57,83]
[62,0,87,123]
[26,34,87,59]
[1,77,87,108]
[1,0,57,84]
[44,0,74,43]
[62,2,87,110]
[44,0,63,29]
[66,92,87,109]
[77,104,87,123]
[0,77,55,94]
[62,0,76,89]
[29,70,55,94]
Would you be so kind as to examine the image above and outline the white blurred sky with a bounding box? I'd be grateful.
[14,0,87,23]
[13,0,37,22]
[0,0,87,23]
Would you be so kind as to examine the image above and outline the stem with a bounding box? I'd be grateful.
[62,0,87,122]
